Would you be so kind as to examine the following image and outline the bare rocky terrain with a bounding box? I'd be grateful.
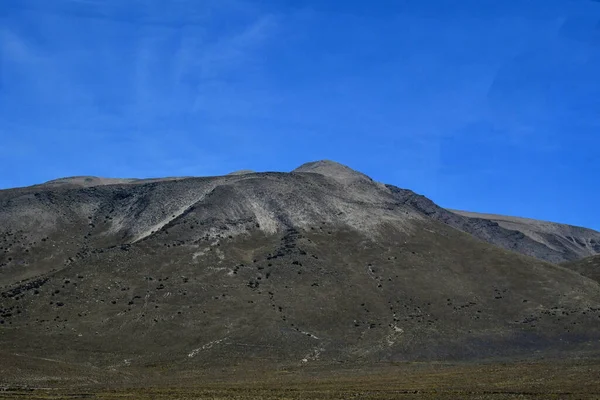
[0,160,599,391]
[452,209,600,263]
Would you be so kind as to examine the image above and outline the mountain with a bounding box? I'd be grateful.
[451,210,600,263]
[1,160,599,381]
[384,188,600,264]
[39,176,191,188]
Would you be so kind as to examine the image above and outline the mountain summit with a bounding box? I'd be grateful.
[293,160,375,184]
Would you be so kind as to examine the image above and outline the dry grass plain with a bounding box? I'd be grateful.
[1,358,599,399]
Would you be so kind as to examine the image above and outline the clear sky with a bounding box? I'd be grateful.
[1,0,599,230]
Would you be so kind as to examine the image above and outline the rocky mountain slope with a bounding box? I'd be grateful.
[0,160,599,375]
[452,210,600,263]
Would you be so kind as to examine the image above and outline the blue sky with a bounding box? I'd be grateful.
[1,0,599,230]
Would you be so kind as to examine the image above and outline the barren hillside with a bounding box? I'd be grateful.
[1,161,599,384]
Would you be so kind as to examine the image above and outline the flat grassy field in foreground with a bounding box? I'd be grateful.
[1,358,599,399]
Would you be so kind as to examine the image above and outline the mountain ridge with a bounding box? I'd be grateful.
[2,160,599,266]
[1,160,599,378]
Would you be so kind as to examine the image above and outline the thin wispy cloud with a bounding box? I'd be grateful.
[0,28,36,62]
[1,0,281,181]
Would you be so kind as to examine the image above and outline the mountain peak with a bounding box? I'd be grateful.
[227,169,256,176]
[292,160,373,184]
[42,176,139,187]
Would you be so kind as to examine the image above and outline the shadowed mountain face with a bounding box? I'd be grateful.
[451,210,600,263]
[0,160,599,373]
